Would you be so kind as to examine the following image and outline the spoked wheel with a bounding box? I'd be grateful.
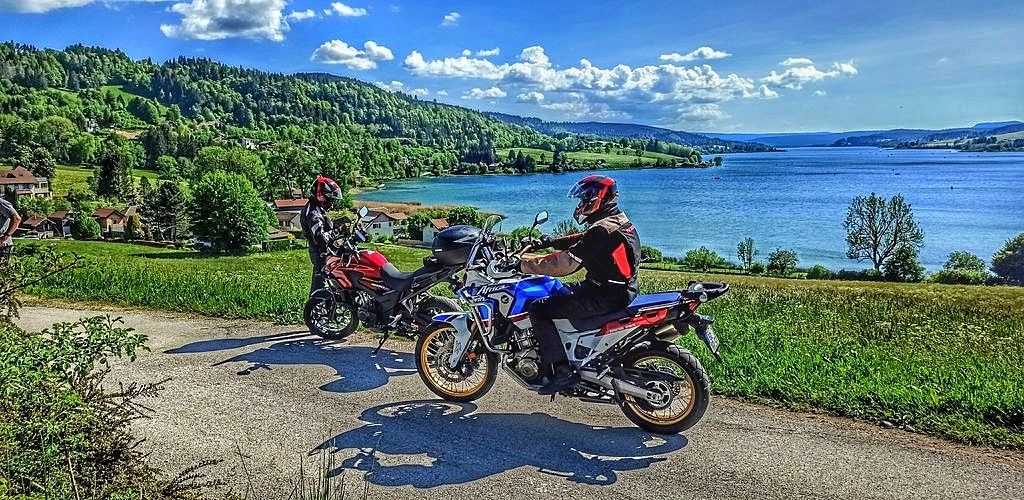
[618,344,710,434]
[415,323,497,402]
[413,296,461,333]
[304,295,359,340]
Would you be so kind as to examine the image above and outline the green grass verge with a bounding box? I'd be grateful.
[497,147,682,167]
[52,165,163,198]
[20,240,1024,449]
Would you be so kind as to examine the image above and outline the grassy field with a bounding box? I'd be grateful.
[51,164,162,198]
[18,240,1024,449]
[497,147,683,168]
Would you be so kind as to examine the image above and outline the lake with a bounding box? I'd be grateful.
[357,147,1024,270]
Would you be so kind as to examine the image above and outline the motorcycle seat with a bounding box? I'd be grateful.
[565,292,682,332]
[380,263,440,292]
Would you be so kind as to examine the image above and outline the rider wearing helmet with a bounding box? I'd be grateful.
[521,175,642,395]
[301,176,345,293]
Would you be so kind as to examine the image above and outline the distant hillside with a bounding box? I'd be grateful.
[487,112,775,153]
[704,120,1024,148]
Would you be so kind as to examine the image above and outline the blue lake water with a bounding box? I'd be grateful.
[358,147,1024,270]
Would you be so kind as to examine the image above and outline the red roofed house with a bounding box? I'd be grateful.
[93,208,126,236]
[20,216,60,238]
[48,211,74,237]
[272,198,308,211]
[421,218,449,244]
[360,208,408,238]
[0,166,51,199]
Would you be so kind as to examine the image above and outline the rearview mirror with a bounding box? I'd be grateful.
[357,206,369,218]
[534,211,549,226]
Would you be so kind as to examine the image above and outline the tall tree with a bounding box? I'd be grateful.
[737,237,757,270]
[843,193,923,271]
[142,181,189,241]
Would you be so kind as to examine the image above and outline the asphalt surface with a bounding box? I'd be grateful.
[17,306,1024,499]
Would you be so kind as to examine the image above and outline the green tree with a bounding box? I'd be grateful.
[123,213,143,240]
[17,146,57,180]
[843,193,923,271]
[70,215,101,240]
[142,181,189,241]
[681,246,728,272]
[944,251,986,273]
[640,245,663,263]
[446,206,484,227]
[93,138,141,200]
[33,115,78,162]
[188,171,271,252]
[991,233,1024,285]
[737,237,757,270]
[767,249,799,275]
[882,246,924,282]
[806,264,833,280]
[14,195,52,218]
[713,156,724,167]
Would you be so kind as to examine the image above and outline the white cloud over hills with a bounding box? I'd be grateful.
[311,39,393,70]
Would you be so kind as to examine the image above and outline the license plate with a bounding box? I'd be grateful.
[697,325,721,358]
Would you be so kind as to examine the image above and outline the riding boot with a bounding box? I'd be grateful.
[538,363,576,395]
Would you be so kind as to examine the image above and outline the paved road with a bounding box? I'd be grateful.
[17,307,1024,499]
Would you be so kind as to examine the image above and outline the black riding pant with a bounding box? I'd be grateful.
[308,247,327,294]
[529,282,632,370]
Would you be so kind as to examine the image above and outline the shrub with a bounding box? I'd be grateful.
[882,246,925,282]
[944,251,986,273]
[767,249,799,275]
[681,246,728,272]
[188,171,272,253]
[641,245,663,263]
[70,215,101,240]
[928,269,988,285]
[446,206,485,227]
[806,264,833,280]
[835,268,883,281]
[748,261,766,274]
[991,233,1024,285]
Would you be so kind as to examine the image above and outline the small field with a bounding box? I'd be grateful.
[19,240,1024,449]
[497,147,682,168]
[51,164,163,198]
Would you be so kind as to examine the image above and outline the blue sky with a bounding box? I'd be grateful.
[1,0,1021,132]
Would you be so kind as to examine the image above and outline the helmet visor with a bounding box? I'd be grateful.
[567,183,587,199]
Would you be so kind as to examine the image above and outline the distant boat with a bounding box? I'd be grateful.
[376,183,385,189]
[713,176,721,180]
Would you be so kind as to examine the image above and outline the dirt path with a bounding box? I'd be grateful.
[17,306,1024,499]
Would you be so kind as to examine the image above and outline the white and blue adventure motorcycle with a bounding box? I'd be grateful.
[415,212,728,434]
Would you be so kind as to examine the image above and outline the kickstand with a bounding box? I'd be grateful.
[372,330,391,355]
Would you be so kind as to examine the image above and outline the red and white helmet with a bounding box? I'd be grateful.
[568,175,618,224]
[310,176,343,203]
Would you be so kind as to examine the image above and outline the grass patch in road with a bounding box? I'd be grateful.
[20,240,1024,449]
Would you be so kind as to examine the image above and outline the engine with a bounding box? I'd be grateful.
[352,291,378,326]
[508,328,543,383]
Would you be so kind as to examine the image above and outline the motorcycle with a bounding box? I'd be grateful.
[413,212,727,434]
[303,206,464,342]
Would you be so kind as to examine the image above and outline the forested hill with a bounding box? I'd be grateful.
[486,112,775,153]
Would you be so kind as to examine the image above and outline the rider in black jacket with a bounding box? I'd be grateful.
[521,175,642,395]
[301,176,345,293]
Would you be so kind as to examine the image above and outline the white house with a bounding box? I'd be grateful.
[0,166,51,199]
[421,218,449,244]
[276,211,302,232]
[360,208,407,238]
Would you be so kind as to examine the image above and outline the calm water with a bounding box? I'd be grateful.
[359,147,1024,270]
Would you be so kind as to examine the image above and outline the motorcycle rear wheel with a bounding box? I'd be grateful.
[304,295,359,340]
[617,344,710,434]
[415,323,497,402]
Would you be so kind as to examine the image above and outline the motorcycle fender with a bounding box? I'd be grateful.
[309,287,335,301]
[432,312,474,369]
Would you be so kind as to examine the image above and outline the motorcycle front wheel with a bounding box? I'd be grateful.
[415,323,497,402]
[303,295,359,340]
[617,344,711,434]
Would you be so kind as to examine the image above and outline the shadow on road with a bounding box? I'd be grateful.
[313,400,688,487]
[167,334,416,393]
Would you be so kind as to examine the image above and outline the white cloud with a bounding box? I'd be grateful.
[325,1,366,16]
[410,88,429,97]
[517,91,545,103]
[375,80,405,91]
[161,0,288,41]
[434,89,448,96]
[476,47,500,57]
[406,45,858,126]
[441,11,459,26]
[814,90,827,96]
[285,8,315,21]
[311,39,394,70]
[461,49,472,57]
[781,57,815,66]
[761,60,858,89]
[462,86,506,100]
[0,0,93,13]
[659,46,731,63]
